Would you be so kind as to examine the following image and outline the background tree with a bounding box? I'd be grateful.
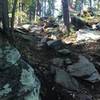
[62,0,70,34]
[11,0,18,32]
[2,0,9,34]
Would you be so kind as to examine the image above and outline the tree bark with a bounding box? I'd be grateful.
[2,0,9,34]
[62,0,70,34]
[11,0,18,33]
[1,0,15,44]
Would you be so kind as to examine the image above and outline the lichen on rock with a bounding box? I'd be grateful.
[20,63,40,100]
[6,48,21,65]
[0,41,40,100]
[0,84,12,97]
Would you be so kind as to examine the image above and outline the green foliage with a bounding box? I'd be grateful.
[16,11,28,23]
[8,0,36,24]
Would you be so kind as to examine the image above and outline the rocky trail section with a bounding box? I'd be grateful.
[13,24,100,100]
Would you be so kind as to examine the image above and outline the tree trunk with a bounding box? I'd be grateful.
[11,0,18,33]
[1,0,15,44]
[36,0,41,16]
[78,0,84,15]
[89,0,92,8]
[2,0,9,34]
[62,0,70,34]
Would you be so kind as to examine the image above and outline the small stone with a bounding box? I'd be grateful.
[52,58,64,67]
[40,36,48,43]
[22,24,31,30]
[47,40,63,49]
[58,49,71,55]
[50,35,57,40]
[64,58,72,65]
[96,22,100,30]
[77,93,92,100]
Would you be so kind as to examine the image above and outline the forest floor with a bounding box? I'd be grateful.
[13,16,100,100]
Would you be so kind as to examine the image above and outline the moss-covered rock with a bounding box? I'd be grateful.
[0,42,40,100]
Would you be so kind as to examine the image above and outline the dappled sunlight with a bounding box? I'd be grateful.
[76,29,100,42]
[1,0,100,100]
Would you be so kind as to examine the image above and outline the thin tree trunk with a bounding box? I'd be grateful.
[36,0,41,16]
[2,0,9,34]
[52,0,55,16]
[44,0,46,16]
[11,0,18,33]
[80,0,84,15]
[62,0,70,34]
[97,0,100,10]
[10,0,18,46]
[89,0,92,8]
[1,0,15,44]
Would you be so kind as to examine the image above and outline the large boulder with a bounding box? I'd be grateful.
[71,16,88,30]
[54,68,79,91]
[67,55,100,83]
[0,43,40,100]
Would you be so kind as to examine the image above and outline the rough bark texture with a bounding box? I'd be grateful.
[62,0,70,33]
[1,0,9,34]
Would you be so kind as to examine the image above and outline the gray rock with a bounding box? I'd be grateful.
[64,58,72,65]
[0,43,40,100]
[21,34,34,41]
[58,49,71,55]
[52,58,64,67]
[40,36,48,44]
[76,29,100,42]
[85,72,100,83]
[30,26,42,33]
[77,93,92,100]
[22,24,31,30]
[55,68,79,91]
[20,60,40,100]
[96,22,100,30]
[47,40,63,49]
[67,55,100,83]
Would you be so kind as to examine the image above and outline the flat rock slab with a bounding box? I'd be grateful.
[57,49,71,55]
[76,29,100,42]
[47,40,63,49]
[67,55,100,83]
[22,24,31,30]
[55,68,79,91]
